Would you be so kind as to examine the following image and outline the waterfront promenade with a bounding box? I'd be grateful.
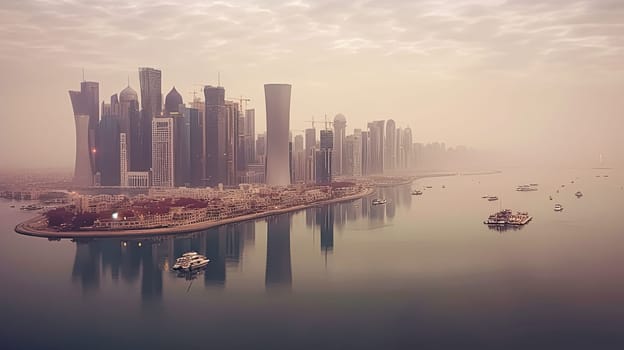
[15,187,376,239]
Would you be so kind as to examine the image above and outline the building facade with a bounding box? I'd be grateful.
[264,84,292,186]
[151,117,174,187]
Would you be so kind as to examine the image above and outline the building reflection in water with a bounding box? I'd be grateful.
[69,190,415,297]
[265,214,292,290]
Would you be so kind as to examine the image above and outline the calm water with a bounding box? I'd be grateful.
[2,168,624,349]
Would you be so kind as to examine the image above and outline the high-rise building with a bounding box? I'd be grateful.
[256,133,266,164]
[316,129,333,184]
[368,120,385,174]
[264,84,292,186]
[385,119,396,171]
[244,109,256,165]
[173,111,190,187]
[97,117,121,186]
[186,107,204,187]
[151,117,174,187]
[293,134,305,182]
[361,130,370,176]
[69,87,95,186]
[139,67,162,171]
[352,129,362,177]
[224,100,240,185]
[120,133,128,187]
[304,128,316,183]
[332,114,346,176]
[164,86,183,116]
[402,127,413,168]
[119,85,139,170]
[204,85,226,187]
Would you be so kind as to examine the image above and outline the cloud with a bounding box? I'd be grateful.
[0,0,622,76]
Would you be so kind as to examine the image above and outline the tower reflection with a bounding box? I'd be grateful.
[265,214,292,290]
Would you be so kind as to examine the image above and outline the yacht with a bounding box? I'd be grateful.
[575,191,583,198]
[411,190,423,196]
[172,252,206,270]
[554,204,563,212]
[425,186,433,189]
[487,196,499,201]
[372,199,387,205]
[181,255,210,270]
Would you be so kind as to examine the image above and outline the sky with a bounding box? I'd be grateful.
[0,0,623,169]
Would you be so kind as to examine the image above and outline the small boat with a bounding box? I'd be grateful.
[487,196,498,201]
[561,184,566,188]
[603,175,609,178]
[173,252,210,271]
[425,186,433,189]
[441,185,446,189]
[529,183,539,186]
[9,205,15,208]
[549,196,553,200]
[481,196,489,199]
[372,199,387,205]
[570,180,575,183]
[575,191,583,198]
[411,190,423,196]
[554,204,563,212]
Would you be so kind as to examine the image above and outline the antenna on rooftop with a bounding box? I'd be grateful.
[218,72,221,87]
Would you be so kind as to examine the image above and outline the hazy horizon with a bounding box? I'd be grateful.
[1,0,623,169]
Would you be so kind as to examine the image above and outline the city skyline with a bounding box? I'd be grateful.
[2,0,623,169]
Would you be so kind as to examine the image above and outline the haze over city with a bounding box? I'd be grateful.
[1,0,623,169]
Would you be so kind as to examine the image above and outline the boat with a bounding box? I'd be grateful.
[20,204,43,211]
[575,191,583,198]
[372,199,387,205]
[425,186,433,189]
[487,196,498,201]
[570,180,575,183]
[9,205,15,208]
[173,253,210,271]
[481,196,489,199]
[529,183,539,186]
[549,196,553,200]
[554,204,563,212]
[561,184,566,188]
[411,190,423,196]
[441,185,446,189]
[603,175,609,178]
[484,209,532,226]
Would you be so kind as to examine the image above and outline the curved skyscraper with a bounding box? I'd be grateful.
[264,84,291,186]
[69,90,94,186]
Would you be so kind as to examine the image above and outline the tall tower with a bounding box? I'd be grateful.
[204,85,226,187]
[332,114,347,176]
[164,86,183,116]
[120,133,128,187]
[69,88,94,186]
[138,67,162,171]
[224,100,240,185]
[264,84,292,186]
[151,117,174,187]
[119,85,139,170]
[316,129,333,185]
[368,120,385,174]
[244,109,256,165]
[385,119,396,170]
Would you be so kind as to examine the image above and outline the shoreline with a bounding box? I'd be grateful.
[15,187,376,239]
[14,170,500,239]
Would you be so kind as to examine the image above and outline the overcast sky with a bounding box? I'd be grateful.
[0,0,623,169]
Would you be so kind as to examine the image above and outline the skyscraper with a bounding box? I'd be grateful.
[204,85,226,187]
[173,110,190,187]
[139,67,162,171]
[97,117,121,186]
[385,119,396,171]
[293,134,305,182]
[304,128,316,183]
[402,127,413,168]
[332,114,346,176]
[256,133,266,164]
[151,117,174,187]
[120,133,128,186]
[187,107,204,187]
[361,130,370,176]
[164,86,183,116]
[352,129,362,177]
[316,129,333,185]
[244,109,256,165]
[119,85,139,170]
[264,84,292,186]
[69,86,95,186]
[368,120,385,174]
[224,100,239,186]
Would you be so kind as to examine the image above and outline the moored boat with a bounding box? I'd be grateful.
[554,204,563,212]
[372,198,387,205]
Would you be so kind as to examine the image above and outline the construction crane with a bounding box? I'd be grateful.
[227,96,251,112]
[303,116,318,129]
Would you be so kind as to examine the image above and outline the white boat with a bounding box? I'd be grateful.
[172,252,205,270]
[411,190,423,196]
[487,196,498,201]
[181,255,210,270]
[372,199,387,205]
[554,204,563,212]
[575,191,583,198]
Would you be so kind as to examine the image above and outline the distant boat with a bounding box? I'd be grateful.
[549,196,553,200]
[425,186,433,189]
[487,196,499,201]
[554,204,563,212]
[481,196,489,199]
[575,191,583,198]
[372,199,387,205]
[561,184,566,188]
[603,175,609,178]
[411,190,423,196]
[441,185,446,189]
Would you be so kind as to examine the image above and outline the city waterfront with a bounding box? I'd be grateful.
[2,168,624,349]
